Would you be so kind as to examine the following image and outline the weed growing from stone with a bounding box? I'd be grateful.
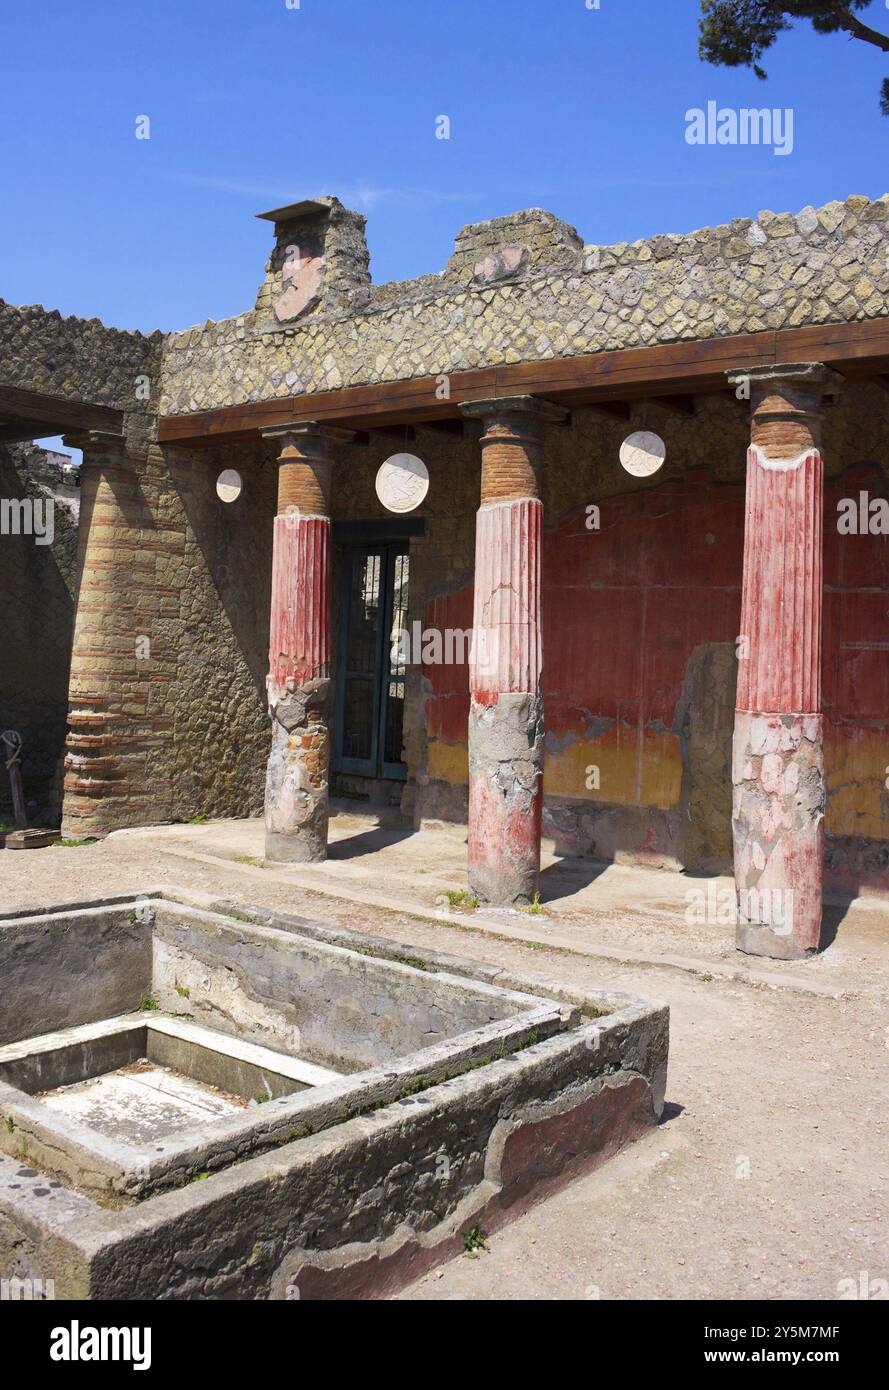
[463,1225,488,1257]
[446,889,479,911]
[396,1075,431,1100]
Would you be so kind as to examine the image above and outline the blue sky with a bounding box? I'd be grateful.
[2,0,887,336]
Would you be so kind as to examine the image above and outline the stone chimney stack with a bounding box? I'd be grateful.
[255,195,371,323]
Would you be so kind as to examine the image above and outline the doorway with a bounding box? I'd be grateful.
[334,542,409,781]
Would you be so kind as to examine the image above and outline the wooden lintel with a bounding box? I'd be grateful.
[365,424,418,443]
[158,318,889,447]
[0,384,123,436]
[421,418,465,437]
[644,394,696,417]
[585,401,630,422]
[0,420,55,445]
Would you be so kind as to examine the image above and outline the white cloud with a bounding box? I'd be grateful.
[173,174,478,211]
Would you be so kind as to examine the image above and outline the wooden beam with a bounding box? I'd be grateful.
[643,394,696,417]
[421,419,465,436]
[0,420,55,444]
[361,424,417,444]
[0,384,123,435]
[585,401,630,422]
[158,319,889,447]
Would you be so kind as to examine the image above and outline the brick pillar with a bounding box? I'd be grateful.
[61,430,177,837]
[459,396,566,905]
[726,363,840,959]
[263,423,353,863]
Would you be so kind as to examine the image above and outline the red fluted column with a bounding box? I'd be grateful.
[460,396,565,905]
[726,363,839,959]
[262,423,352,862]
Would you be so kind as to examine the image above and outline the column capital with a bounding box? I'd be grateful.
[725,361,843,398]
[264,422,352,516]
[62,429,128,455]
[459,395,568,426]
[728,361,842,459]
[262,421,356,456]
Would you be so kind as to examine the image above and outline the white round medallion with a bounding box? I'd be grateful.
[216,468,243,503]
[375,453,429,513]
[619,431,666,478]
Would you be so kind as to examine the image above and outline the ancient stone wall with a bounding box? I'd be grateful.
[0,445,79,823]
[0,294,274,830]
[0,300,162,409]
[161,194,889,416]
[163,443,274,822]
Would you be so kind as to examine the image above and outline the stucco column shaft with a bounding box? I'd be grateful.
[263,423,352,863]
[460,396,566,906]
[62,431,150,837]
[726,363,839,959]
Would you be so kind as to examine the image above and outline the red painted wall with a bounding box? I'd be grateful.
[424,468,889,878]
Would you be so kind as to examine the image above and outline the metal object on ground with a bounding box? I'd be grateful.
[1,730,27,830]
[0,729,61,849]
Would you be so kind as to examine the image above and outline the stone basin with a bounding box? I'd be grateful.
[0,887,668,1299]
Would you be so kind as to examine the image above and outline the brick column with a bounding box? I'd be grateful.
[263,423,353,863]
[726,363,840,959]
[459,396,566,905]
[62,431,176,837]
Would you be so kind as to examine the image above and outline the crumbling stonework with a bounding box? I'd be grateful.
[265,679,332,862]
[732,713,825,959]
[467,692,545,904]
[253,196,372,325]
[160,195,889,417]
[443,208,584,284]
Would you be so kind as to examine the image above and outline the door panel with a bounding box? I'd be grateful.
[335,543,409,780]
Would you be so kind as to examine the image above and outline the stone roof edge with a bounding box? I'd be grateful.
[162,192,889,351]
[5,192,886,351]
[0,298,165,344]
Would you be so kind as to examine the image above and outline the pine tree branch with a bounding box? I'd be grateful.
[828,2,889,54]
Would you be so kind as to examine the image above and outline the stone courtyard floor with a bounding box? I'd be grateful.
[1,809,887,1301]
